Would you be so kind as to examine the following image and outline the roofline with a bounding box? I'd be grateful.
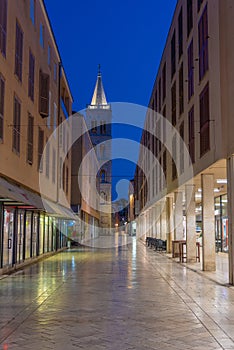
[148,0,179,107]
[41,0,74,102]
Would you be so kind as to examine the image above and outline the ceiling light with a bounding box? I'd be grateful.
[216,179,227,184]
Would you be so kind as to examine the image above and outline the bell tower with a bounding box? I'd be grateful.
[86,66,112,230]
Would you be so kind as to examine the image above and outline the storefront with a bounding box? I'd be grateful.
[215,194,228,252]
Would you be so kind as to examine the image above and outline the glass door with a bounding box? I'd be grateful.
[17,210,24,264]
[2,208,14,267]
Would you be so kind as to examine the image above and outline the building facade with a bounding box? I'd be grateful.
[86,68,112,230]
[71,113,100,244]
[0,0,73,273]
[135,0,234,284]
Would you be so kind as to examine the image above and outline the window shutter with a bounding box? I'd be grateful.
[39,70,49,117]
[0,76,4,139]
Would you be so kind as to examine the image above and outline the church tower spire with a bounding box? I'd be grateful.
[90,65,108,106]
[86,66,112,231]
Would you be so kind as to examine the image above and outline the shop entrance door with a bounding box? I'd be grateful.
[3,208,14,268]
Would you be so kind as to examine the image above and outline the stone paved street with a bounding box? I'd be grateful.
[0,238,234,350]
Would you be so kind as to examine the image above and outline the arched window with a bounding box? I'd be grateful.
[91,120,97,133]
[100,170,106,183]
[100,191,106,201]
[100,144,105,158]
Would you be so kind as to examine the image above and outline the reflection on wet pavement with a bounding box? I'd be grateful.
[0,238,234,349]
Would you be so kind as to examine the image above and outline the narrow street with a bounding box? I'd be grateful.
[0,239,234,350]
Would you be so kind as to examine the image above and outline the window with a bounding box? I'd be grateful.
[200,83,210,156]
[62,124,66,152]
[47,91,51,128]
[27,114,34,164]
[154,90,157,112]
[158,78,161,110]
[187,0,193,37]
[52,148,56,183]
[100,169,106,183]
[178,7,183,58]
[100,121,106,134]
[180,122,184,174]
[28,50,35,101]
[38,127,44,171]
[40,23,44,48]
[157,119,162,153]
[48,45,51,66]
[59,157,62,188]
[0,75,5,140]
[15,21,23,81]
[188,106,195,163]
[172,134,177,180]
[46,138,50,178]
[39,70,49,117]
[171,30,176,79]
[188,40,194,100]
[66,130,69,158]
[62,162,65,190]
[53,102,57,132]
[91,120,97,133]
[30,0,35,25]
[163,150,167,182]
[162,64,166,102]
[0,0,7,56]
[53,62,57,83]
[171,82,176,126]
[12,96,21,154]
[179,63,184,115]
[100,144,105,158]
[66,166,69,194]
[197,0,204,12]
[162,106,166,144]
[199,5,208,81]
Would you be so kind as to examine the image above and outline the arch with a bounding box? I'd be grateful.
[100,169,106,183]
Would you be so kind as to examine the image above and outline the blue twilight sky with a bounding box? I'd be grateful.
[44,0,177,200]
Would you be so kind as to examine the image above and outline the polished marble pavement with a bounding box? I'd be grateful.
[0,238,234,350]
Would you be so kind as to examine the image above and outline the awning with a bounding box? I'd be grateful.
[0,177,76,220]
